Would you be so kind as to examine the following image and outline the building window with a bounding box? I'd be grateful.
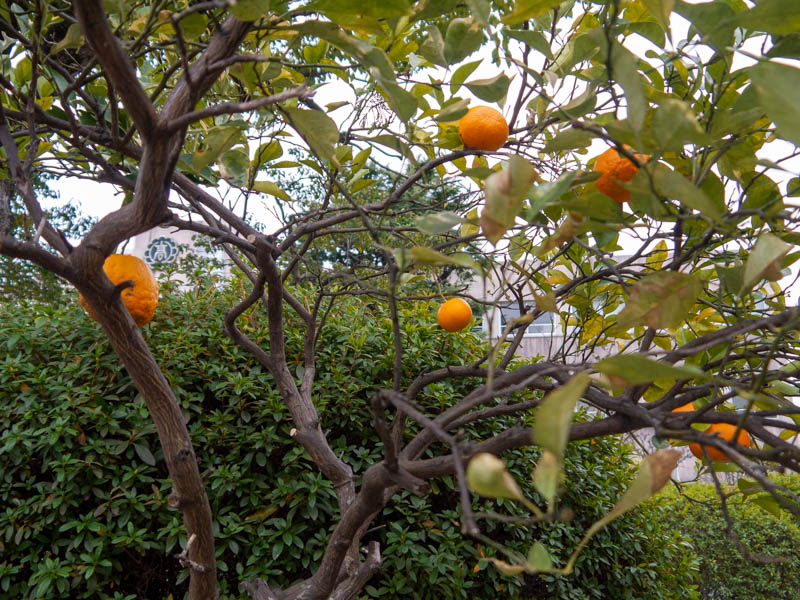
[497,304,558,337]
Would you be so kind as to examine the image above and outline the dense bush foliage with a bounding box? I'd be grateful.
[1,276,697,599]
[656,477,800,600]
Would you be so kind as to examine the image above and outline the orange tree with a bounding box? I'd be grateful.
[1,1,800,598]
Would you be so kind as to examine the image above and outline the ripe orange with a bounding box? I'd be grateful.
[79,254,159,326]
[458,106,509,152]
[593,147,648,203]
[689,422,752,462]
[437,298,473,332]
[668,402,695,446]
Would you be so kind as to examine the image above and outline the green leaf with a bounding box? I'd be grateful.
[296,22,394,80]
[556,86,598,119]
[370,134,415,161]
[641,0,675,34]
[735,0,800,35]
[466,0,491,27]
[219,149,250,186]
[48,23,83,56]
[741,233,792,294]
[444,17,484,65]
[134,443,156,467]
[466,453,525,501]
[750,493,782,518]
[450,60,482,94]
[543,128,594,153]
[284,107,339,162]
[252,140,283,170]
[420,26,447,67]
[465,73,512,103]
[749,61,800,146]
[408,247,478,270]
[504,29,554,60]
[737,478,762,495]
[788,177,800,197]
[653,98,710,151]
[675,0,737,53]
[229,0,270,21]
[435,98,470,122]
[617,271,703,330]
[192,125,245,172]
[502,0,563,25]
[527,171,577,215]
[377,80,418,122]
[306,0,409,18]
[532,450,561,504]
[650,164,723,222]
[179,13,208,39]
[481,155,537,244]
[253,180,292,203]
[533,372,590,460]
[610,43,646,132]
[716,264,744,296]
[526,542,554,573]
[595,353,707,385]
[415,211,464,234]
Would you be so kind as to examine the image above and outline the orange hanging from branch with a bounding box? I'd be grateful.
[79,254,159,327]
[437,298,473,332]
[689,422,752,463]
[458,106,509,152]
[593,147,648,203]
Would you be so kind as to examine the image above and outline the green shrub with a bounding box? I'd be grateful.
[655,476,800,600]
[1,276,697,599]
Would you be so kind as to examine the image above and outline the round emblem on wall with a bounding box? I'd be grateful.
[144,236,179,266]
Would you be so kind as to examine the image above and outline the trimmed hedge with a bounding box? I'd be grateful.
[1,274,697,599]
[656,477,800,600]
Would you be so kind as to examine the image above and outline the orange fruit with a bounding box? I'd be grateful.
[457,106,509,152]
[79,254,159,326]
[689,422,752,462]
[437,298,472,332]
[592,147,648,203]
[668,402,695,446]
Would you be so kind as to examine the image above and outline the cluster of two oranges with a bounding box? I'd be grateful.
[457,105,646,202]
[433,106,508,333]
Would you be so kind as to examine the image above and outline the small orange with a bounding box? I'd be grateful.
[689,422,752,462]
[437,298,473,332]
[593,147,648,203]
[79,254,159,326]
[458,106,509,152]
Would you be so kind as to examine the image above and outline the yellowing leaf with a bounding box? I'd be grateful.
[481,156,537,245]
[617,272,703,330]
[253,181,292,202]
[741,233,792,294]
[502,0,563,25]
[595,353,707,385]
[533,372,590,460]
[283,107,339,162]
